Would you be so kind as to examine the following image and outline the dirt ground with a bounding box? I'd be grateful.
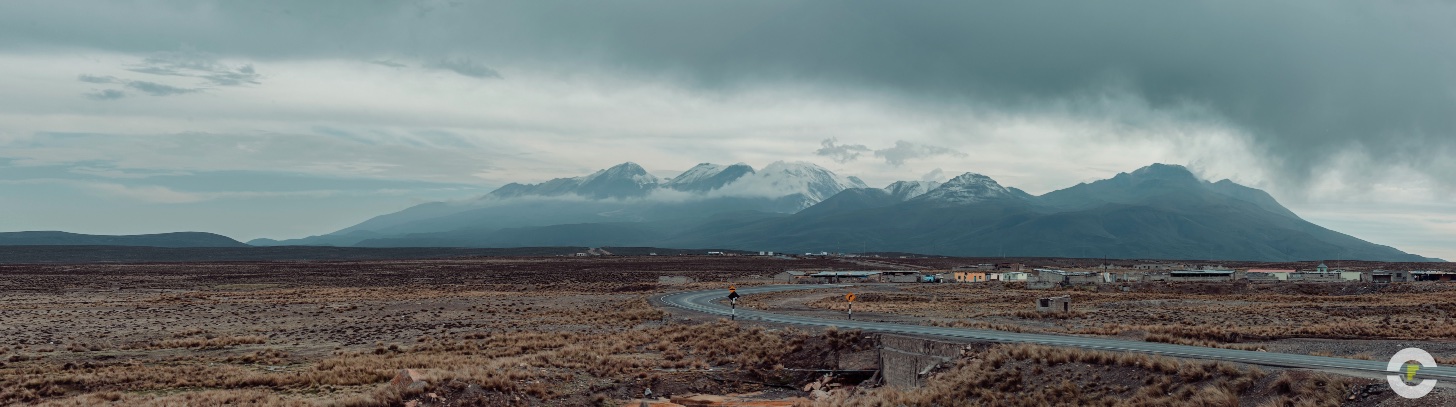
[4,256,1453,406]
[0,257,880,406]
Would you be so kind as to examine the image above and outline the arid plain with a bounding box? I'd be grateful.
[3,256,1453,406]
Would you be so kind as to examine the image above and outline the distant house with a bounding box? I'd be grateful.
[1412,271,1456,282]
[1031,269,1106,285]
[1363,270,1413,283]
[996,263,1026,271]
[1289,271,1344,282]
[1036,295,1071,313]
[996,271,1030,281]
[1169,269,1235,282]
[1246,269,1295,281]
[807,271,883,283]
[952,271,988,283]
[882,270,923,283]
[774,271,810,284]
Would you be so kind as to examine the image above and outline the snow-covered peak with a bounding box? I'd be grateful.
[914,172,1016,204]
[667,163,727,185]
[584,162,659,185]
[713,161,867,208]
[665,162,755,192]
[884,180,942,201]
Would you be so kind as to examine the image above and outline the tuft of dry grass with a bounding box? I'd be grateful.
[808,343,1270,407]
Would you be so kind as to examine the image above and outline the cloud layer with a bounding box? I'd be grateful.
[0,1,1452,258]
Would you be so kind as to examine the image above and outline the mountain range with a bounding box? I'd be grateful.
[0,231,248,247]
[246,161,1436,262]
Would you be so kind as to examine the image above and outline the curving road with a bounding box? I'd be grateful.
[659,284,1456,381]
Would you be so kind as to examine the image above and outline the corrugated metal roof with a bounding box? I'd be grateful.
[1171,269,1235,275]
[803,271,879,277]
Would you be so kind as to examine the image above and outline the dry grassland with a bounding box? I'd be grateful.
[814,343,1369,407]
[743,281,1456,353]
[0,257,866,406]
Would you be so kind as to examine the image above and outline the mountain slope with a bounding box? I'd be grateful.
[669,166,1432,262]
[259,161,866,246]
[256,161,1433,262]
[0,231,249,247]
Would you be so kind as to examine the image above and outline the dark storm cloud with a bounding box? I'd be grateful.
[4,0,1455,187]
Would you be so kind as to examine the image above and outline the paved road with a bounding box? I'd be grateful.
[659,284,1456,381]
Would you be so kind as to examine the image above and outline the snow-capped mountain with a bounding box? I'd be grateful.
[485,161,863,209]
[663,163,755,192]
[714,161,868,207]
[487,162,660,200]
[884,180,941,201]
[254,162,1436,262]
[911,173,1018,205]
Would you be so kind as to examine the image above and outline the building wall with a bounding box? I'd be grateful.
[880,335,963,388]
[953,272,988,282]
[887,274,921,283]
[1168,274,1233,282]
[1289,272,1344,282]
[1036,296,1071,312]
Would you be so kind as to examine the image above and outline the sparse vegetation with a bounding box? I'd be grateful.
[747,281,1456,352]
[0,257,866,405]
[807,344,1371,407]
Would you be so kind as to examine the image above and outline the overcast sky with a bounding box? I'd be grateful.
[1,1,1454,260]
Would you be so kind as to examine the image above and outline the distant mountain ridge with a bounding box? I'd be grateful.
[251,162,1437,262]
[0,231,248,247]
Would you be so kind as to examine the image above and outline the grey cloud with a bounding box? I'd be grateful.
[77,74,124,84]
[129,49,260,86]
[370,59,408,68]
[4,1,1456,188]
[85,89,126,100]
[874,141,965,166]
[921,168,944,182]
[126,81,201,96]
[814,138,870,163]
[430,57,501,79]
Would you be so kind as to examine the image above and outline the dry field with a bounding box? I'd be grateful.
[816,343,1398,407]
[0,257,874,406]
[741,281,1456,358]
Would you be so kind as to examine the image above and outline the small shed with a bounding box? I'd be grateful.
[1036,295,1071,313]
[1363,270,1412,283]
[774,271,810,283]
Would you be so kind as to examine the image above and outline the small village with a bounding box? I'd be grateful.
[770,261,1456,287]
